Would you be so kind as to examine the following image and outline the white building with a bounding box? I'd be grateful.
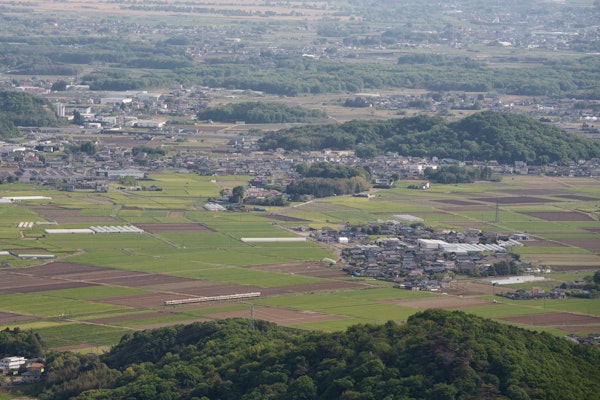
[132,120,165,129]
[0,356,26,373]
[100,96,133,105]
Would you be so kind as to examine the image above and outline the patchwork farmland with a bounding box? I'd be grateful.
[0,173,599,350]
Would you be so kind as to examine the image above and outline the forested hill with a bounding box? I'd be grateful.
[196,101,328,124]
[0,91,57,138]
[38,310,600,400]
[258,111,600,164]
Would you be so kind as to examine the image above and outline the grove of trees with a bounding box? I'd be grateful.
[0,91,58,136]
[286,176,371,200]
[424,165,497,184]
[196,102,327,124]
[33,310,600,400]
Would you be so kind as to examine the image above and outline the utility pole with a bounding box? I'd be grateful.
[495,198,499,223]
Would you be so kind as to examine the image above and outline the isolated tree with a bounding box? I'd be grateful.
[51,80,68,91]
[79,141,97,155]
[72,110,85,125]
[119,176,138,187]
[230,185,245,203]
[593,270,600,285]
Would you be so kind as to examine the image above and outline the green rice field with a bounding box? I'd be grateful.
[0,173,598,350]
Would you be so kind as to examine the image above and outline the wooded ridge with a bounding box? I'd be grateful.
[34,310,600,400]
[259,111,600,164]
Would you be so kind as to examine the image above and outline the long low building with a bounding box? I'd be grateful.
[90,226,144,233]
[1,196,52,201]
[45,225,144,234]
[240,237,306,243]
[418,238,521,253]
[45,229,95,234]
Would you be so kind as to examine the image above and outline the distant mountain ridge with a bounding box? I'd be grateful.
[38,309,600,399]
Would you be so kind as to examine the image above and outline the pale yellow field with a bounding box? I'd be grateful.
[0,0,336,20]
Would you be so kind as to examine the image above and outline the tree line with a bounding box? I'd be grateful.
[424,165,497,184]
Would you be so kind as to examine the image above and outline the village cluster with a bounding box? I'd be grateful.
[2,83,600,190]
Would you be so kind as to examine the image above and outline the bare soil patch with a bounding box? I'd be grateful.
[437,205,494,212]
[135,222,215,233]
[6,281,98,294]
[262,214,310,222]
[500,312,600,328]
[167,211,186,218]
[524,240,568,247]
[446,281,510,296]
[553,194,598,201]
[550,265,600,272]
[434,199,482,206]
[261,280,376,296]
[28,205,118,224]
[558,238,600,253]
[474,196,550,204]
[96,273,194,288]
[22,262,108,276]
[504,189,566,196]
[0,272,98,293]
[210,306,346,325]
[520,211,595,222]
[0,311,39,324]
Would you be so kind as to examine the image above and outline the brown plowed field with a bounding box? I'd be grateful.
[434,199,482,206]
[554,194,598,201]
[260,280,376,296]
[558,239,600,253]
[0,312,39,324]
[29,205,118,224]
[475,196,549,204]
[524,240,568,247]
[143,280,258,294]
[22,262,108,276]
[520,211,595,222]
[501,312,600,331]
[261,214,310,222]
[96,273,193,287]
[4,281,98,294]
